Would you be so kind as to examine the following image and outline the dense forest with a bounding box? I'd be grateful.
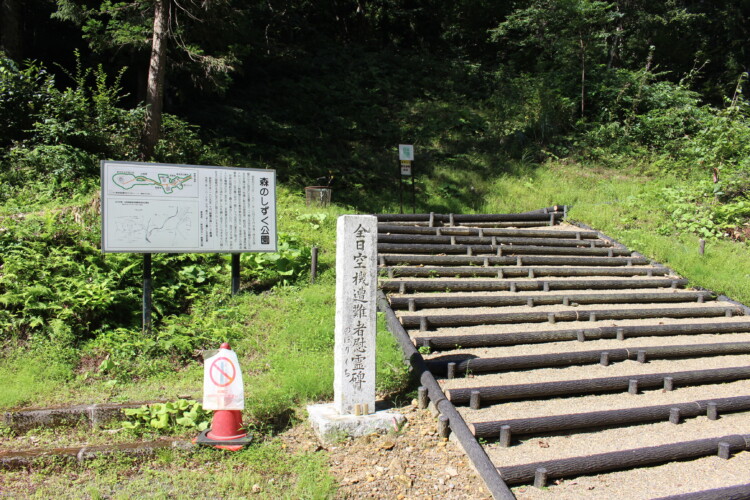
[2,0,750,204]
[3,0,750,422]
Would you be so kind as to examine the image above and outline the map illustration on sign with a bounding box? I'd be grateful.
[112,173,193,194]
[109,201,196,248]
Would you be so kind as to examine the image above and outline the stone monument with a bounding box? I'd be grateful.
[308,215,404,443]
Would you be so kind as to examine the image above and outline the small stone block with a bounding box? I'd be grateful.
[575,232,581,240]
[543,282,550,292]
[608,249,613,257]
[534,468,548,489]
[627,259,633,267]
[499,425,512,448]
[669,408,681,424]
[450,236,457,245]
[718,441,731,460]
[388,268,394,279]
[420,317,428,332]
[307,403,405,445]
[497,269,504,278]
[497,247,503,256]
[637,350,647,363]
[697,295,704,303]
[436,228,442,236]
[516,256,522,266]
[449,214,454,226]
[510,283,517,293]
[429,212,435,227]
[478,229,484,238]
[628,379,639,395]
[577,330,586,342]
[671,281,678,289]
[447,362,456,380]
[418,386,428,409]
[590,241,595,248]
[483,258,489,267]
[492,236,497,246]
[399,283,406,294]
[528,269,535,278]
[617,328,625,341]
[527,298,534,308]
[354,404,362,416]
[379,256,386,266]
[664,377,674,392]
[589,313,597,322]
[408,299,416,312]
[470,391,481,410]
[563,297,570,306]
[600,352,610,366]
[726,309,733,317]
[438,415,450,439]
[548,313,556,324]
[707,402,718,420]
[467,247,473,256]
[647,269,653,277]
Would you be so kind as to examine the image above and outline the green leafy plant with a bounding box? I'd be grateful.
[295,213,327,230]
[240,232,312,287]
[121,399,211,434]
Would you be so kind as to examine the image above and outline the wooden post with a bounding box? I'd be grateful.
[310,246,318,284]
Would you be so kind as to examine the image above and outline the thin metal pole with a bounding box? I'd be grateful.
[231,253,240,295]
[399,161,404,214]
[411,165,416,214]
[143,253,152,334]
[311,246,318,283]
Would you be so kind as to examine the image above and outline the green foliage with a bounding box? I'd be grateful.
[120,399,210,434]
[240,233,312,287]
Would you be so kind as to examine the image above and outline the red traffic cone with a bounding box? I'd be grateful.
[195,342,252,451]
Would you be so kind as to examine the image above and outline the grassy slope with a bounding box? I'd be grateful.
[4,158,750,498]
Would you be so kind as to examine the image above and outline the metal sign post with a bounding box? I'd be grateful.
[398,145,415,214]
[143,253,152,333]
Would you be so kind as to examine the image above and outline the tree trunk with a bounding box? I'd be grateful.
[580,36,586,118]
[141,0,168,160]
[1,0,22,60]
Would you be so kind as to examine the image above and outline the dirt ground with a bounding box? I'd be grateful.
[281,400,492,499]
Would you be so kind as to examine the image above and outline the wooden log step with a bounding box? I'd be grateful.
[469,395,750,438]
[391,291,710,310]
[427,341,750,375]
[378,234,609,248]
[380,278,687,294]
[401,305,740,330]
[454,221,562,228]
[383,266,665,279]
[378,243,631,257]
[415,321,750,350]
[377,225,599,239]
[376,213,565,223]
[379,255,648,267]
[653,483,750,500]
[496,434,750,485]
[445,366,750,405]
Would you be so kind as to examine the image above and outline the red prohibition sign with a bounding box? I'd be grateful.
[209,357,236,387]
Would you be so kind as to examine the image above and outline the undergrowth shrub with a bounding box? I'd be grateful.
[0,54,232,203]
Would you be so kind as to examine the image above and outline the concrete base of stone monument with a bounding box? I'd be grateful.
[307,403,405,444]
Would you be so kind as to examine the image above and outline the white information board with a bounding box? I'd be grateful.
[101,161,277,253]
